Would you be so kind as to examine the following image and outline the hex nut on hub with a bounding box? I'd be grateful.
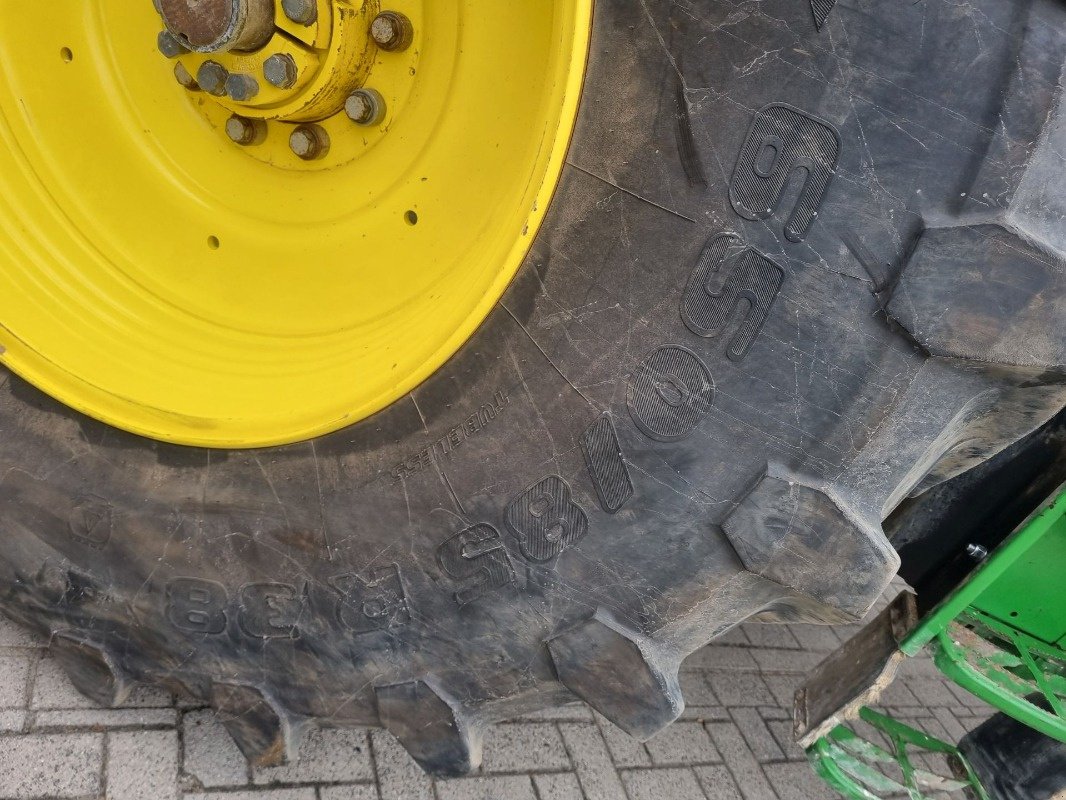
[264,54,298,89]
[173,62,199,90]
[197,61,229,96]
[370,11,414,52]
[345,89,386,126]
[226,73,260,102]
[157,30,188,58]
[282,0,317,26]
[289,125,330,160]
[226,115,266,146]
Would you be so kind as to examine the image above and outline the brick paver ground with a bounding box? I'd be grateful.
[0,591,992,800]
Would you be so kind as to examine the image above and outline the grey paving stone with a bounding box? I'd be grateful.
[786,625,841,652]
[595,714,651,767]
[679,670,719,706]
[740,625,800,650]
[932,707,968,741]
[918,715,954,742]
[694,764,745,800]
[513,703,593,722]
[558,723,626,800]
[318,786,380,800]
[121,684,177,708]
[0,709,27,731]
[712,628,751,647]
[679,705,731,723]
[905,677,962,707]
[759,674,799,708]
[620,767,706,800]
[0,732,103,798]
[765,720,806,762]
[751,649,825,675]
[764,761,839,800]
[184,791,315,800]
[182,709,249,788]
[253,728,372,785]
[705,722,776,800]
[36,707,177,729]
[435,775,537,800]
[706,672,776,707]
[757,707,790,721]
[482,723,570,773]
[896,655,944,679]
[370,729,433,800]
[532,772,584,800]
[685,646,759,672]
[30,656,97,710]
[730,708,783,762]
[108,729,179,800]
[878,679,922,707]
[0,654,32,708]
[946,681,992,710]
[645,722,720,766]
[0,615,41,648]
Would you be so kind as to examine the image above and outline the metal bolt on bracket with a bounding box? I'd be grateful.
[966,543,989,561]
[370,12,414,52]
[264,54,298,89]
[289,124,330,160]
[157,30,188,58]
[345,89,386,126]
[226,115,266,146]
[226,73,260,102]
[197,61,229,96]
[282,0,317,26]
[173,62,199,90]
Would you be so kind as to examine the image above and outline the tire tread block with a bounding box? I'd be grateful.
[51,632,132,708]
[722,463,899,620]
[888,224,1066,371]
[211,683,306,768]
[548,608,683,741]
[375,679,483,778]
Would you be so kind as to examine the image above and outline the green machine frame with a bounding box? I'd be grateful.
[802,488,1066,799]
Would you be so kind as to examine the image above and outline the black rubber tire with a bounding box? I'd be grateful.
[960,708,1066,800]
[2,0,1066,777]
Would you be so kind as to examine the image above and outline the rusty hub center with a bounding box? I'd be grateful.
[157,0,275,52]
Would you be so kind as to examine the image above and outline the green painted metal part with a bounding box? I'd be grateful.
[807,707,988,800]
[902,488,1066,742]
[901,489,1066,658]
[805,488,1066,798]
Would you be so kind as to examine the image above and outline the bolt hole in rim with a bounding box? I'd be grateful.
[0,0,592,447]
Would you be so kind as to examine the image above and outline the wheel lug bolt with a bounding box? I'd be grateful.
[289,125,330,160]
[345,89,386,126]
[226,115,266,146]
[173,62,199,91]
[282,0,317,26]
[197,61,229,97]
[264,54,298,89]
[226,73,260,102]
[157,30,188,59]
[370,11,414,52]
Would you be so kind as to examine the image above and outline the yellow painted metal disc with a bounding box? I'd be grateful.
[0,0,591,447]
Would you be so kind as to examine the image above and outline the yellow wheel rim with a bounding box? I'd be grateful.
[0,0,591,447]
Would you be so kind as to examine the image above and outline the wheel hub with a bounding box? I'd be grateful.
[155,0,403,167]
[0,0,592,446]
[157,0,276,53]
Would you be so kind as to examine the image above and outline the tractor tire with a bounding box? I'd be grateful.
[2,0,1066,777]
